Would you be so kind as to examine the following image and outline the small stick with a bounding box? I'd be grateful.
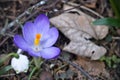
[66,2,104,18]
[0,0,46,34]
[0,73,15,77]
[25,0,60,22]
[112,37,120,40]
[0,26,18,47]
[58,57,94,80]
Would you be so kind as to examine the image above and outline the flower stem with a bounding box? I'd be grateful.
[33,57,39,69]
[28,67,37,80]
[33,57,44,69]
[38,57,44,66]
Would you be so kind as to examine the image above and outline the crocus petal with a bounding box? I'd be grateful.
[23,21,37,45]
[14,35,29,51]
[41,47,60,59]
[34,14,50,34]
[27,48,41,57]
[41,27,59,48]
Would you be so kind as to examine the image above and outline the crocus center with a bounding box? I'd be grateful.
[34,34,41,46]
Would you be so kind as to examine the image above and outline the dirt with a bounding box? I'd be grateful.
[0,0,120,80]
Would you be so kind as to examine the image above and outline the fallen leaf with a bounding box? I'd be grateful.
[50,5,108,60]
[63,4,108,40]
[70,56,110,79]
[63,41,106,60]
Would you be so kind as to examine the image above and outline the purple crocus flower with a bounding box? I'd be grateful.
[14,14,60,59]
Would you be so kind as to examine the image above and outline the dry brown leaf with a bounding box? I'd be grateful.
[63,41,106,60]
[63,4,108,40]
[50,13,107,60]
[70,56,110,79]
[50,5,108,60]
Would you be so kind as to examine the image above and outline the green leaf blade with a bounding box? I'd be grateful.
[109,0,120,19]
[0,65,12,75]
[93,18,120,28]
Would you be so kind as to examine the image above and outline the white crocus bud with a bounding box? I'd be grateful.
[11,54,29,74]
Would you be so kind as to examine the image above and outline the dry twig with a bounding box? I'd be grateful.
[58,56,94,80]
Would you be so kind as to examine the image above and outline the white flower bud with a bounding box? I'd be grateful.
[11,54,29,74]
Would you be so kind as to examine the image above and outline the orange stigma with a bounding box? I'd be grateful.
[34,34,41,46]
